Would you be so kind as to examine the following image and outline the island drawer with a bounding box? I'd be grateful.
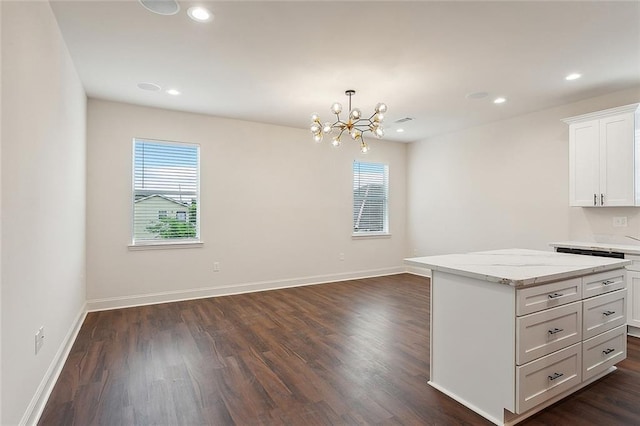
[515,342,581,414]
[516,301,582,365]
[583,289,627,340]
[516,278,582,316]
[582,325,627,381]
[583,269,626,299]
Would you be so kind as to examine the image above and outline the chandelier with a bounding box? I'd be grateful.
[310,90,387,153]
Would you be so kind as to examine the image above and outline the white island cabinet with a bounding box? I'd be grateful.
[405,249,630,426]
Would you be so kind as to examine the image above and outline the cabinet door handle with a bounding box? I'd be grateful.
[548,293,563,299]
[603,310,616,316]
[602,280,614,286]
[601,193,604,205]
[548,327,564,335]
[603,348,615,355]
[548,372,564,381]
[594,193,597,206]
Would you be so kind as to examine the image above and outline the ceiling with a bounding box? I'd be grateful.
[49,0,640,143]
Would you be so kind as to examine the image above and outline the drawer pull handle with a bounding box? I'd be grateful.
[602,280,614,286]
[548,327,564,335]
[603,310,616,317]
[548,293,563,299]
[548,372,564,381]
[603,348,615,355]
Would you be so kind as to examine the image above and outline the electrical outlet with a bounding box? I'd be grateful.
[213,262,220,272]
[413,248,419,256]
[613,217,628,228]
[35,326,45,354]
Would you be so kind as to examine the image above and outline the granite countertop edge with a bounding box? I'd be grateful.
[404,248,631,288]
[411,262,631,288]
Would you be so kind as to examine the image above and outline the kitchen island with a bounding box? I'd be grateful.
[405,249,630,425]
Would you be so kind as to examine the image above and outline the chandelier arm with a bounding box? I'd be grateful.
[363,118,375,129]
[352,119,370,131]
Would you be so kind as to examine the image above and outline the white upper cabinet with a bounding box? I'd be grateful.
[564,103,639,207]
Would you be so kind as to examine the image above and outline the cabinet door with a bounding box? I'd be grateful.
[569,120,600,206]
[600,113,635,206]
[628,271,640,328]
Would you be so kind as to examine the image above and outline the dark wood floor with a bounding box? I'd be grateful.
[39,274,640,425]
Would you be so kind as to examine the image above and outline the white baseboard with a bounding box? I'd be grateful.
[22,303,87,426]
[629,325,640,338]
[87,266,407,312]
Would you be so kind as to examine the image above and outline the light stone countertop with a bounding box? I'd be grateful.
[404,248,631,287]
[550,240,640,256]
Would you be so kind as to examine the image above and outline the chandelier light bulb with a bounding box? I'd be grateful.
[331,137,341,147]
[375,103,388,113]
[375,127,384,138]
[331,102,342,114]
[360,142,369,153]
[350,108,362,120]
[313,133,323,143]
[311,113,320,122]
[310,123,321,134]
[322,122,333,133]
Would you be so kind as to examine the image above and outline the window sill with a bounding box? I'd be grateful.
[128,240,204,251]
[351,233,391,240]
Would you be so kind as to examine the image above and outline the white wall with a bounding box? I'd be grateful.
[569,206,640,244]
[1,2,87,424]
[407,87,640,256]
[86,100,407,305]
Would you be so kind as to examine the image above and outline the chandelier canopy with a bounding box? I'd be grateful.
[310,90,387,153]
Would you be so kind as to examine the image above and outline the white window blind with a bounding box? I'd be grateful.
[353,161,389,234]
[132,139,200,244]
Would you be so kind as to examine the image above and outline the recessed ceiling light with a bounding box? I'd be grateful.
[188,6,213,22]
[137,82,161,92]
[138,0,180,16]
[565,73,582,81]
[494,97,506,104]
[396,128,405,133]
[166,89,181,96]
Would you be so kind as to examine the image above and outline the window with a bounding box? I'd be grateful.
[353,161,388,235]
[133,138,200,244]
